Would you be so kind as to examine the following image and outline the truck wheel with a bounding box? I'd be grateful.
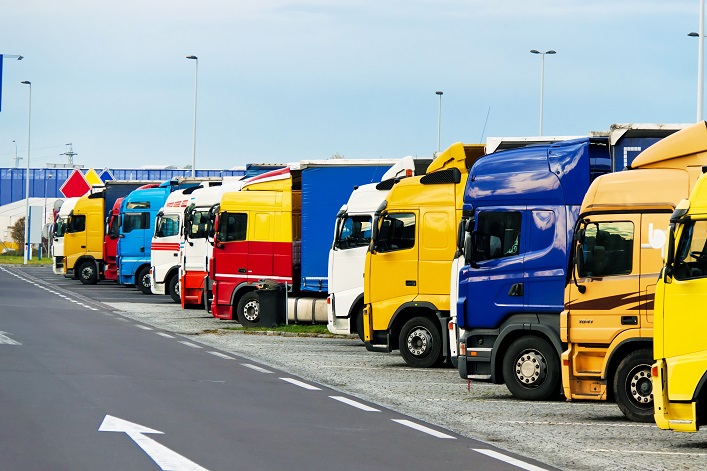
[613,349,654,423]
[168,276,180,303]
[355,307,365,342]
[78,261,98,285]
[237,292,260,327]
[502,336,560,400]
[399,317,442,368]
[136,267,152,295]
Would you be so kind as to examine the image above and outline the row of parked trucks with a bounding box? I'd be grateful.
[49,122,707,431]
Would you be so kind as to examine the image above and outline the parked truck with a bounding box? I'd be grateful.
[561,122,707,422]
[181,179,246,308]
[362,143,485,367]
[116,179,205,293]
[64,181,151,284]
[209,160,396,324]
[326,156,430,339]
[150,181,225,302]
[653,154,707,432]
[51,197,79,275]
[455,137,612,394]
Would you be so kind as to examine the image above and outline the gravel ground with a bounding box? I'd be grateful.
[104,301,707,471]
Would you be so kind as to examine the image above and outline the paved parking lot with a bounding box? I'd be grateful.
[18,266,707,471]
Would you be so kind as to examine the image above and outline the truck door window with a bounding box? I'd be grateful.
[107,216,120,237]
[190,211,210,238]
[674,220,707,280]
[578,221,633,277]
[475,212,522,261]
[219,212,247,242]
[337,215,372,249]
[66,215,86,233]
[122,212,150,233]
[55,218,67,237]
[155,214,179,238]
[377,213,415,252]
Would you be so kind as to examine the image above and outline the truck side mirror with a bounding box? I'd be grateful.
[664,224,676,282]
[464,232,477,268]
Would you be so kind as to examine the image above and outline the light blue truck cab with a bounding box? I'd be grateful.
[117,180,183,293]
[456,137,611,400]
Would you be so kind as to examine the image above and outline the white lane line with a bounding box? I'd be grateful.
[242,364,273,374]
[134,325,153,331]
[473,449,548,471]
[117,318,130,322]
[329,396,380,412]
[207,351,234,360]
[391,420,456,439]
[155,332,174,338]
[178,341,202,349]
[584,448,707,456]
[279,378,321,390]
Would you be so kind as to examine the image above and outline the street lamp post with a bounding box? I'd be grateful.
[530,49,556,136]
[21,80,31,265]
[42,173,53,260]
[186,55,198,178]
[689,0,705,121]
[436,91,443,154]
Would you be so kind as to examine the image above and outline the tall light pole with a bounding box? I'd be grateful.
[530,49,556,135]
[689,0,705,121]
[436,91,443,154]
[186,55,198,178]
[21,80,31,265]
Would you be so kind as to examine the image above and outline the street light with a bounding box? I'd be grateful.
[21,80,31,265]
[186,55,198,178]
[689,0,705,122]
[436,91,443,154]
[12,139,20,168]
[530,49,556,136]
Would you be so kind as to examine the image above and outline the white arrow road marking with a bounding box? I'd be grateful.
[99,415,208,471]
[0,331,21,345]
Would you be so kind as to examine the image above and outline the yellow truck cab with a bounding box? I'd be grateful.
[362,143,485,367]
[64,191,105,281]
[562,122,707,422]
[653,153,707,432]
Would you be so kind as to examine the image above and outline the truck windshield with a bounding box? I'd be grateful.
[673,220,707,280]
[55,217,67,237]
[155,214,180,238]
[336,215,372,249]
[188,211,211,239]
[66,215,86,233]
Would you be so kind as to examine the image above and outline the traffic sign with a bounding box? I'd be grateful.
[59,169,91,198]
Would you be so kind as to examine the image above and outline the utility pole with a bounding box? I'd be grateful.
[60,143,77,166]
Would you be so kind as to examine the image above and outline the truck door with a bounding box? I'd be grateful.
[249,211,274,280]
[661,218,707,359]
[367,211,419,331]
[567,216,639,344]
[214,211,248,300]
[122,211,150,259]
[463,209,525,328]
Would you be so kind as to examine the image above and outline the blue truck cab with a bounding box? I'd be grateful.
[455,137,611,400]
[117,180,180,293]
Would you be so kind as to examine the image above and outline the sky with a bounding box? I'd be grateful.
[0,1,701,171]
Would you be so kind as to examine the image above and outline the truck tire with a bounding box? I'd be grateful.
[399,317,442,368]
[613,349,654,423]
[502,336,560,401]
[236,292,260,327]
[355,306,365,342]
[136,266,152,295]
[168,275,180,303]
[78,260,98,285]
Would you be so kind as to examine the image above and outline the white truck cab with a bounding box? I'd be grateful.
[52,197,79,275]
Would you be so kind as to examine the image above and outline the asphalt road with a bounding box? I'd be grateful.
[0,266,554,471]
